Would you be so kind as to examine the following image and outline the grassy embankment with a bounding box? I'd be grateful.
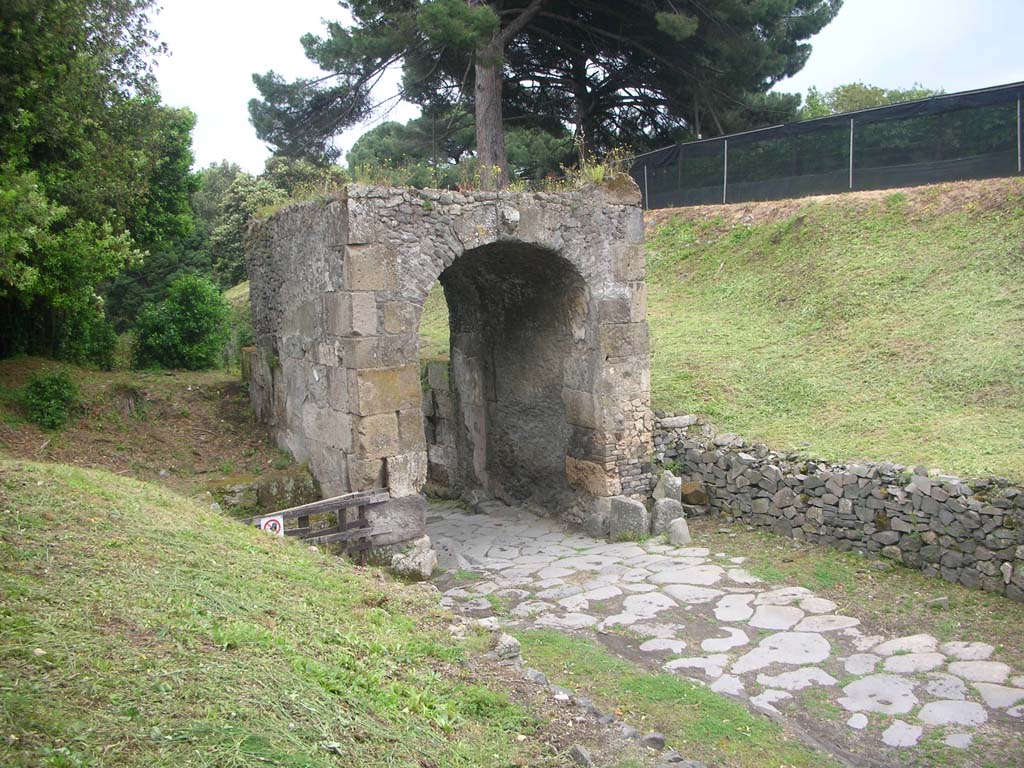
[0,460,578,767]
[420,177,1024,479]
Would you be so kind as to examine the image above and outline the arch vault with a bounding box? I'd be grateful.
[246,182,652,548]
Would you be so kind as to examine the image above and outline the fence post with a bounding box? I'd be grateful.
[723,139,728,204]
[849,118,855,190]
[643,164,649,209]
[1018,97,1022,174]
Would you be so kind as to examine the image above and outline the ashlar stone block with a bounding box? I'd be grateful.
[354,413,400,459]
[352,364,421,416]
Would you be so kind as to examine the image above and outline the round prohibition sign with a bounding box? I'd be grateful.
[260,517,284,535]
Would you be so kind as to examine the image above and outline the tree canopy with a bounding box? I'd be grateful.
[0,0,197,363]
[250,0,842,186]
[800,82,944,120]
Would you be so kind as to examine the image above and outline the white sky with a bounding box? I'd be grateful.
[153,0,1024,174]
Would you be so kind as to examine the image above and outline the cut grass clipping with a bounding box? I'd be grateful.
[517,629,840,768]
[0,460,555,768]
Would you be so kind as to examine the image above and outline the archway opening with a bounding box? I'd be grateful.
[420,242,593,511]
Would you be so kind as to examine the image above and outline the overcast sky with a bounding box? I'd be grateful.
[153,0,1024,174]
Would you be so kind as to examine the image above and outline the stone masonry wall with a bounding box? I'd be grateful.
[245,183,653,543]
[653,414,1024,602]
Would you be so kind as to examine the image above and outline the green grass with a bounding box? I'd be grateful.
[419,283,450,360]
[646,179,1024,478]
[516,629,840,768]
[415,179,1024,479]
[0,460,556,767]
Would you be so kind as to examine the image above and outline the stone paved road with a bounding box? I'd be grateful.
[428,500,1024,764]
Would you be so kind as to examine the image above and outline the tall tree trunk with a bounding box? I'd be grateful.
[470,0,546,190]
[474,41,509,190]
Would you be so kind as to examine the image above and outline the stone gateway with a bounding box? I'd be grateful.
[245,183,653,548]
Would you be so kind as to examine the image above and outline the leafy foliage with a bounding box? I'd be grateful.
[209,176,288,287]
[250,0,841,173]
[348,111,572,184]
[23,370,79,429]
[133,275,229,370]
[800,82,944,119]
[0,0,197,365]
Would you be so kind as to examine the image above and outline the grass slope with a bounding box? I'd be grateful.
[416,179,1024,478]
[646,178,1024,478]
[0,461,557,767]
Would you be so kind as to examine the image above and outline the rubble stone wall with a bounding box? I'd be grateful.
[655,415,1024,602]
[654,415,1024,601]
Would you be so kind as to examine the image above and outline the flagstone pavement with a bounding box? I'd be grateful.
[427,499,1024,763]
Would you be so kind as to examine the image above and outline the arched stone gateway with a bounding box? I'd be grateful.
[246,182,652,548]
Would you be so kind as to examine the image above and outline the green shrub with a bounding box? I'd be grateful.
[132,274,229,370]
[24,370,79,429]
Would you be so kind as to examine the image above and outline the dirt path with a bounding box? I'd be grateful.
[429,500,1024,768]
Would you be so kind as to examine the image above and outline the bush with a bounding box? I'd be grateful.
[24,370,79,429]
[133,274,229,370]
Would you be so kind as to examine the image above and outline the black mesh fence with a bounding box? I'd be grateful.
[632,82,1024,209]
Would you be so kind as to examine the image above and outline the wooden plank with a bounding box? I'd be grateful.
[244,489,389,525]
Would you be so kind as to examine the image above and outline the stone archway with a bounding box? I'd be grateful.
[246,182,651,548]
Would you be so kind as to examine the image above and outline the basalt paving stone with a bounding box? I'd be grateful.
[731,632,832,674]
[661,584,724,604]
[882,652,947,674]
[844,653,881,676]
[714,593,755,622]
[917,700,988,726]
[700,627,749,653]
[838,675,918,715]
[926,672,968,700]
[947,660,1011,684]
[939,641,994,660]
[755,667,838,691]
[427,501,1024,764]
[881,720,922,748]
[747,605,805,630]
[972,682,1024,709]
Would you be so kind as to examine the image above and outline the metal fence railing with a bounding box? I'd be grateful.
[632,81,1024,210]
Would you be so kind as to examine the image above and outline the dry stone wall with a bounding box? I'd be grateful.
[654,415,1024,601]
[245,183,653,547]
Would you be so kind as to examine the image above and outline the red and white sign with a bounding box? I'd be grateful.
[259,515,284,536]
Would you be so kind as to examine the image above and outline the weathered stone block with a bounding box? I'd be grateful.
[352,364,421,416]
[390,535,437,580]
[345,243,396,290]
[355,413,400,458]
[325,291,377,337]
[566,456,620,496]
[653,470,682,503]
[365,494,427,548]
[386,452,428,497]
[609,496,650,541]
[309,407,352,450]
[348,457,385,491]
[397,407,426,451]
[599,323,649,359]
[612,243,644,281]
[383,301,418,335]
[563,389,599,429]
[584,497,612,538]
[652,497,685,534]
[680,480,709,506]
[668,517,692,545]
